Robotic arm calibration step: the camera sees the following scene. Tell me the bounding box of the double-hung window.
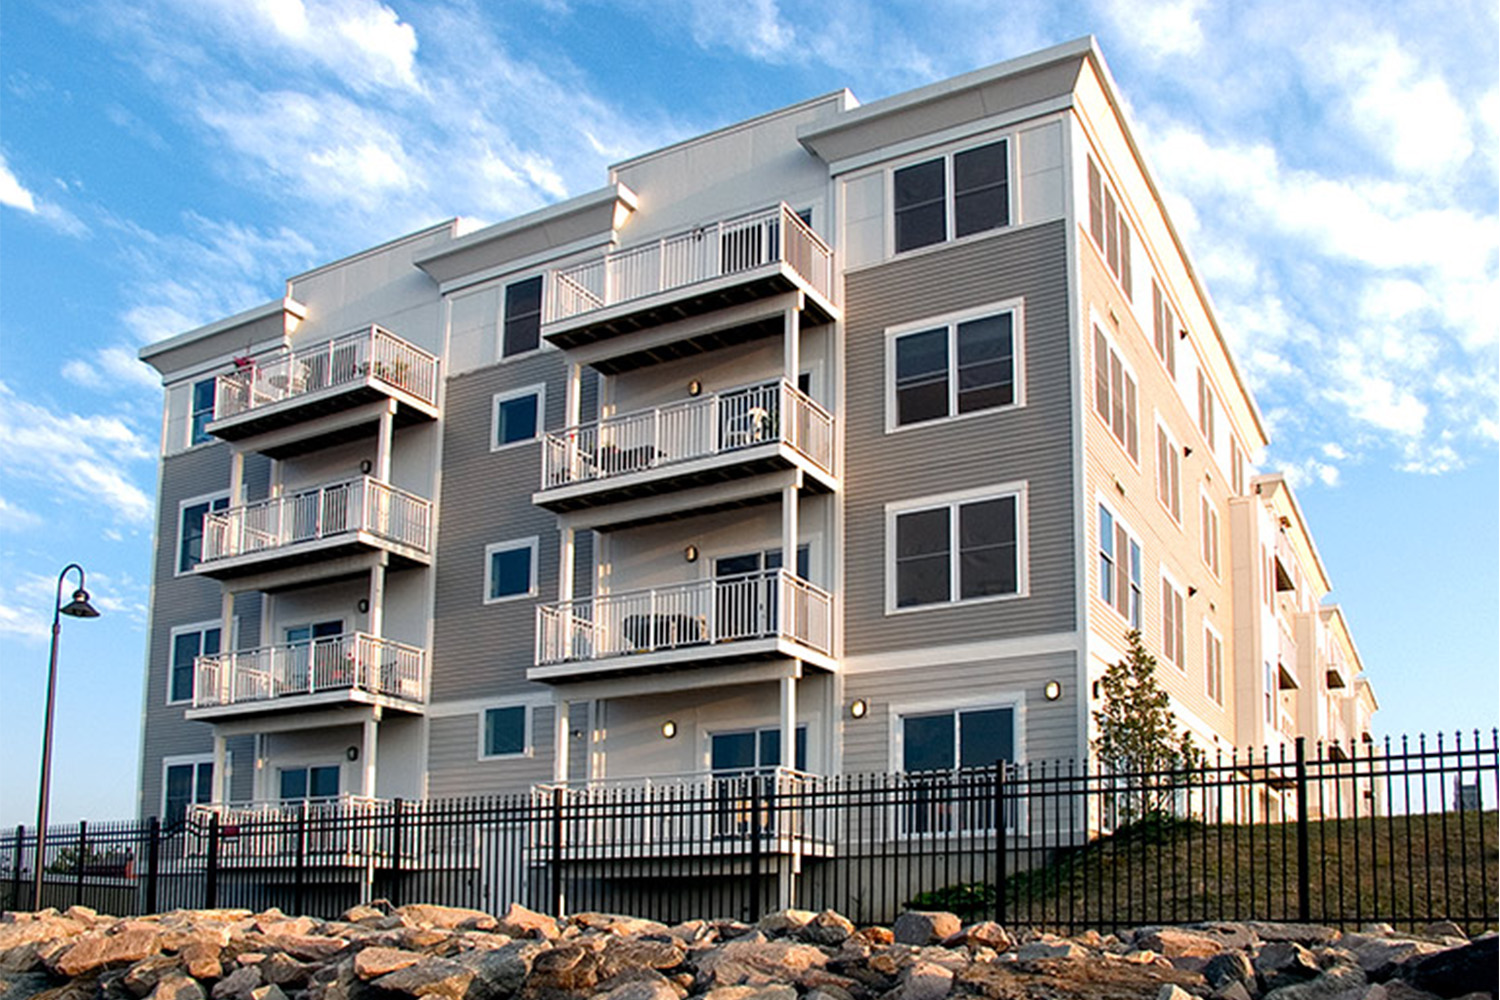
[1156,421,1182,523]
[485,537,538,603]
[1197,368,1217,450]
[502,276,543,358]
[888,486,1025,611]
[1093,326,1139,461]
[1200,492,1221,577]
[900,704,1016,835]
[893,140,1010,253]
[889,303,1021,428]
[279,765,340,801]
[189,378,217,446]
[492,383,546,450]
[1151,278,1176,377]
[480,705,531,758]
[1229,436,1246,495]
[1205,624,1224,705]
[162,757,215,825]
[178,493,230,573]
[1161,576,1185,669]
[1098,505,1142,627]
[1087,156,1132,297]
[169,622,222,704]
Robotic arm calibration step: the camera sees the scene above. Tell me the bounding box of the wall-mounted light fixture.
[1043,680,1063,701]
[684,545,699,563]
[687,380,703,397]
[346,746,359,761]
[359,459,373,475]
[661,720,678,739]
[1091,680,1102,699]
[357,598,370,614]
[849,699,868,719]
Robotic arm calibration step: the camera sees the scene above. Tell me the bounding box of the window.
[1262,546,1272,608]
[1156,422,1181,522]
[190,378,217,446]
[1230,436,1246,495]
[502,276,543,358]
[1200,493,1221,577]
[711,727,808,773]
[1151,278,1176,377]
[162,757,215,825]
[485,537,538,603]
[1161,576,1185,669]
[1087,157,1132,297]
[902,706,1015,772]
[492,383,545,450]
[279,765,340,801]
[1098,505,1142,627]
[889,303,1021,428]
[1093,326,1139,461]
[888,486,1025,611]
[893,140,1009,253]
[169,623,221,704]
[1264,662,1275,724]
[481,705,530,758]
[1205,626,1224,705]
[1197,368,1217,449]
[178,493,230,573]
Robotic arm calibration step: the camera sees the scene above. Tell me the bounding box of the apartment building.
[135,36,1376,822]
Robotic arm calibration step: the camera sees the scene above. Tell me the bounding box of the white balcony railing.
[536,568,831,667]
[541,379,833,491]
[192,632,426,709]
[200,476,432,564]
[214,325,438,420]
[545,204,834,324]
[187,796,415,866]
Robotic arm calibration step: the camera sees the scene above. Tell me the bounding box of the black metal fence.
[2,732,1494,933]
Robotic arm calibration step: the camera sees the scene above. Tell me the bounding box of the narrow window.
[952,141,1009,237]
[1205,628,1224,705]
[485,538,538,603]
[895,508,951,608]
[955,313,1014,413]
[1197,369,1217,448]
[1200,496,1220,576]
[893,158,946,253]
[894,328,949,426]
[1094,327,1139,461]
[1099,505,1141,626]
[1088,159,1104,249]
[190,378,217,446]
[1162,578,1185,668]
[179,495,230,573]
[1152,279,1177,376]
[958,495,1018,599]
[493,385,544,449]
[503,276,543,357]
[170,626,221,704]
[1157,424,1181,522]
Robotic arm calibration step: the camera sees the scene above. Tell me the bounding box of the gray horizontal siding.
[843,649,1079,772]
[426,706,555,798]
[139,446,269,818]
[842,221,1075,655]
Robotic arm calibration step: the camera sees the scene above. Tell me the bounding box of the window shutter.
[1114,524,1130,619]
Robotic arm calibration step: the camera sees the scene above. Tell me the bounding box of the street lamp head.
[61,588,99,619]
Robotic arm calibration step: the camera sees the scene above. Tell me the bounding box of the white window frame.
[501,274,545,360]
[491,382,547,452]
[1196,366,1218,452]
[175,490,231,576]
[477,703,535,760]
[1091,322,1140,465]
[1097,499,1144,628]
[160,753,217,821]
[1204,621,1225,706]
[1150,276,1177,379]
[188,376,218,448]
[484,536,539,604]
[1160,569,1186,671]
[887,136,1014,256]
[1229,435,1247,496]
[167,618,231,706]
[884,482,1030,615]
[884,298,1026,433]
[1155,417,1182,525]
[1199,489,1221,579]
[275,762,343,801]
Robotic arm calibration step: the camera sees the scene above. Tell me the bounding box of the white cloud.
[0,155,38,213]
[0,153,87,236]
[0,496,44,532]
[1099,0,1207,60]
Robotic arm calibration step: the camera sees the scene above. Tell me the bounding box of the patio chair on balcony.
[722,407,770,449]
[622,613,707,651]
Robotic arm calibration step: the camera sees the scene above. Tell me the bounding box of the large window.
[1156,422,1181,523]
[888,486,1025,611]
[178,493,230,573]
[279,765,340,801]
[1098,505,1142,627]
[492,384,545,450]
[189,378,217,446]
[902,705,1015,772]
[1093,326,1139,461]
[889,304,1021,429]
[1205,625,1225,705]
[1087,156,1132,297]
[169,622,221,705]
[162,756,214,825]
[502,276,543,358]
[711,727,808,774]
[481,705,530,758]
[485,537,538,603]
[893,140,1010,253]
[1151,278,1177,377]
[1161,576,1185,669]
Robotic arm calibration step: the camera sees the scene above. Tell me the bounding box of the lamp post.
[33,563,100,911]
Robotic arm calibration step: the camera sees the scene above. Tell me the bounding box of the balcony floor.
[528,636,837,685]
[193,532,430,583]
[208,380,438,456]
[184,686,425,722]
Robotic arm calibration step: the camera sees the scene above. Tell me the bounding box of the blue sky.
[0,0,1495,826]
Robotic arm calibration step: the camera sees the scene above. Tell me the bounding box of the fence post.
[294,806,308,917]
[748,774,763,923]
[74,821,87,905]
[9,825,22,910]
[145,818,160,915]
[550,788,566,919]
[390,799,404,908]
[994,761,1007,926]
[204,814,220,909]
[1294,736,1310,922]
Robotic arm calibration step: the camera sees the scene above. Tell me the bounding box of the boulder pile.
[0,902,1493,1000]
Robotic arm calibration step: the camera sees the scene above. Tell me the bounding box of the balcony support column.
[375,399,396,481]
[779,673,797,774]
[564,361,583,427]
[558,527,576,603]
[361,712,380,797]
[211,733,228,806]
[553,696,570,783]
[783,302,801,385]
[780,483,798,585]
[228,448,246,505]
[367,560,387,639]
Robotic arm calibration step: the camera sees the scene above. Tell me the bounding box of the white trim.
[174,490,230,577]
[166,618,232,706]
[843,631,1077,675]
[484,536,540,604]
[1094,495,1144,629]
[477,702,536,760]
[884,297,1026,434]
[886,134,1016,258]
[490,382,548,452]
[884,481,1030,615]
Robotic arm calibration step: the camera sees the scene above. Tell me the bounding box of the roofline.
[291,218,459,283]
[138,296,305,363]
[1318,603,1367,677]
[613,89,855,174]
[1252,472,1333,592]
[413,183,638,269]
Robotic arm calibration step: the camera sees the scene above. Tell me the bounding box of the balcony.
[536,380,836,514]
[196,477,432,581]
[187,797,415,869]
[186,631,426,719]
[543,204,838,353]
[532,568,834,681]
[208,326,439,449]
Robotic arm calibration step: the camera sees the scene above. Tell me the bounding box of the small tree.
[1092,630,1205,824]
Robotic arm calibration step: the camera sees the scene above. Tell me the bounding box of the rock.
[799,911,856,947]
[1188,924,1263,951]
[454,939,541,999]
[893,912,962,947]
[496,902,558,940]
[258,952,311,988]
[1016,940,1085,961]
[600,980,683,1000]
[1420,924,1465,943]
[1159,987,1196,1000]
[573,913,673,938]
[1204,950,1256,990]
[1347,937,1444,980]
[255,916,318,938]
[757,910,817,936]
[899,960,954,1000]
[211,966,263,1000]
[855,927,894,946]
[53,928,162,977]
[529,942,601,991]
[1399,937,1499,998]
[371,956,475,999]
[355,946,422,979]
[956,922,1010,952]
[697,939,829,988]
[181,943,223,981]
[123,954,182,996]
[249,988,289,1000]
[1140,928,1225,958]
[150,976,207,1000]
[393,905,497,932]
[62,907,98,924]
[1250,924,1342,947]
[1214,982,1255,1000]
[268,935,348,962]
[340,906,385,924]
[703,987,799,1000]
[1263,964,1367,1000]
[1257,942,1323,989]
[598,939,687,979]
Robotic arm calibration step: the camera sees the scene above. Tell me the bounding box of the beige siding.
[843,221,1075,654]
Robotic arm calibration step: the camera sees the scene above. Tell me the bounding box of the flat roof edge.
[139,296,304,362]
[413,184,637,268]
